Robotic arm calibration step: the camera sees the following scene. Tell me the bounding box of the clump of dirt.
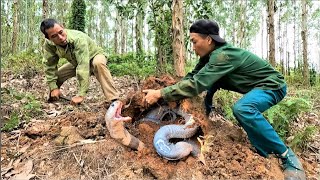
[1,74,319,180]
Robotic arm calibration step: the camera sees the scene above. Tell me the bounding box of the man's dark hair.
[40,18,59,39]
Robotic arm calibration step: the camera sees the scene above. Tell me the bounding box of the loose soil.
[1,73,319,180]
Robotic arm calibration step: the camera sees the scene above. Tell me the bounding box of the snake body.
[147,107,199,160]
[153,123,199,160]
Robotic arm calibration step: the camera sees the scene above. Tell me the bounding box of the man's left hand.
[71,96,84,105]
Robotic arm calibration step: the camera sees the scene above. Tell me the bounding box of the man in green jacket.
[40,18,119,105]
[143,19,306,180]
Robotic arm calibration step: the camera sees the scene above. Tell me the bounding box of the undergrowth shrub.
[264,97,311,139]
[1,88,43,131]
[289,125,318,151]
[214,89,316,151]
[1,48,43,78]
[108,53,156,77]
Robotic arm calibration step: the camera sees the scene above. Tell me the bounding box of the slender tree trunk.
[114,10,119,54]
[42,0,48,19]
[318,20,320,74]
[278,2,284,74]
[41,0,49,48]
[120,16,126,54]
[11,0,19,53]
[135,8,143,54]
[232,0,236,45]
[286,24,290,76]
[87,4,93,38]
[237,0,246,47]
[172,0,185,77]
[261,10,264,59]
[293,0,297,70]
[267,0,276,66]
[301,0,310,86]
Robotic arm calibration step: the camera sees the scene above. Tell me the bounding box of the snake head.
[106,100,132,122]
[184,116,196,129]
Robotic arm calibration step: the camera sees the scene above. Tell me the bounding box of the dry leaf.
[11,160,34,180]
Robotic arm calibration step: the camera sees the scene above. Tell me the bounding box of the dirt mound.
[1,75,319,179]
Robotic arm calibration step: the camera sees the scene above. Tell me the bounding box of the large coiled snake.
[105,102,200,160]
[142,106,200,160]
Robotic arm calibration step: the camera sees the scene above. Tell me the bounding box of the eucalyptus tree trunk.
[238,0,246,48]
[172,0,185,77]
[135,6,144,54]
[11,0,19,53]
[301,0,310,86]
[157,15,166,73]
[42,0,48,19]
[318,20,320,73]
[120,16,126,54]
[40,0,49,49]
[293,0,297,70]
[286,25,290,76]
[261,11,264,59]
[267,0,276,66]
[278,3,284,74]
[114,10,119,54]
[232,0,236,45]
[87,3,93,37]
[1,0,9,55]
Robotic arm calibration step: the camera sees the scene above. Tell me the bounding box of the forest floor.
[1,72,319,180]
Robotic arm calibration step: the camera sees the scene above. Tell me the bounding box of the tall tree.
[301,0,310,86]
[149,0,173,74]
[267,0,276,66]
[172,0,185,77]
[69,0,86,32]
[135,0,146,54]
[42,0,48,19]
[114,9,119,54]
[11,0,19,53]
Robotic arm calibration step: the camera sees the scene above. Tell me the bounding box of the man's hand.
[142,89,162,105]
[50,89,62,101]
[71,96,84,105]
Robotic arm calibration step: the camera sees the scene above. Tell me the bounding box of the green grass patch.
[1,88,43,131]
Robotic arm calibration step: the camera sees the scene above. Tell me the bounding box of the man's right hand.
[50,89,61,101]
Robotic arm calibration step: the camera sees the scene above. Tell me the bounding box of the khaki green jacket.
[42,29,106,96]
[161,43,286,101]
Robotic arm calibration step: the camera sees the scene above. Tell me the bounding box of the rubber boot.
[280,148,306,180]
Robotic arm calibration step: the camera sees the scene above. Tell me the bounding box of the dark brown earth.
[1,73,319,180]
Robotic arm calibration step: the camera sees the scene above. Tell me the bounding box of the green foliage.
[1,48,43,78]
[1,112,20,132]
[264,97,311,139]
[214,90,240,122]
[69,0,86,32]
[289,125,318,151]
[108,53,156,77]
[1,88,43,131]
[148,0,173,74]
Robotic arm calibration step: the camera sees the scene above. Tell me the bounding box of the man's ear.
[207,36,213,44]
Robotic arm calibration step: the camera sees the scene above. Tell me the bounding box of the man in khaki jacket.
[40,18,119,105]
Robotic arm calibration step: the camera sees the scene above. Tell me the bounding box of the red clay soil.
[1,75,318,180]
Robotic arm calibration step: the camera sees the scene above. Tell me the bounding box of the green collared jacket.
[42,29,106,96]
[161,43,286,101]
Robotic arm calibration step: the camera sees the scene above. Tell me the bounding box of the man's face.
[190,33,214,57]
[45,24,67,46]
